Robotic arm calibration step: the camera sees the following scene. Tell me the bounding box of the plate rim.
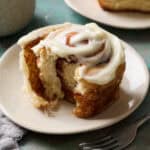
[0,43,149,134]
[64,0,150,29]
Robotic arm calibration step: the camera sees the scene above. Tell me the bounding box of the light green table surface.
[0,0,150,150]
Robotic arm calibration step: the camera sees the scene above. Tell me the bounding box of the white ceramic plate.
[0,43,149,134]
[65,0,150,29]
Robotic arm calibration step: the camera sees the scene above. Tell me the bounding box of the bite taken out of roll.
[18,23,125,118]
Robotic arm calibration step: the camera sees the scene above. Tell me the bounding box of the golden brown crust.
[56,57,125,118]
[99,0,150,13]
[73,63,125,118]
[24,39,45,98]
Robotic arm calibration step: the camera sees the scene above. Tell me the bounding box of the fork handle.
[136,113,150,128]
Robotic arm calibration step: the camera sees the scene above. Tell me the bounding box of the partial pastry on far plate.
[18,23,125,118]
[99,0,150,12]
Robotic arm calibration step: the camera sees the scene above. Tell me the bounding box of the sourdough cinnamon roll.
[18,23,125,118]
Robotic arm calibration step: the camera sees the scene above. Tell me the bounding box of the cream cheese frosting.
[30,23,125,85]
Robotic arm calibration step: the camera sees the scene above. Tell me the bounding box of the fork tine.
[82,138,118,150]
[81,146,102,150]
[81,143,120,150]
[93,144,119,150]
[82,143,119,150]
[92,138,117,148]
[79,135,112,148]
[81,147,103,150]
[101,143,119,150]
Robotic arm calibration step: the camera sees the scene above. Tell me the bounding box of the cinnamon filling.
[65,32,89,47]
[66,32,78,47]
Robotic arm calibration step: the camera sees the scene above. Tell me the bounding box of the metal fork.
[79,114,150,150]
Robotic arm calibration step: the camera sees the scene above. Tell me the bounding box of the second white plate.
[0,42,149,134]
[65,0,150,29]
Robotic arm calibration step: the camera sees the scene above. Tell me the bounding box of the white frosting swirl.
[76,32,125,84]
[40,24,108,57]
[32,23,125,85]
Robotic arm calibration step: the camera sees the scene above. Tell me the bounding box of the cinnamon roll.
[18,23,125,118]
[99,0,150,12]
